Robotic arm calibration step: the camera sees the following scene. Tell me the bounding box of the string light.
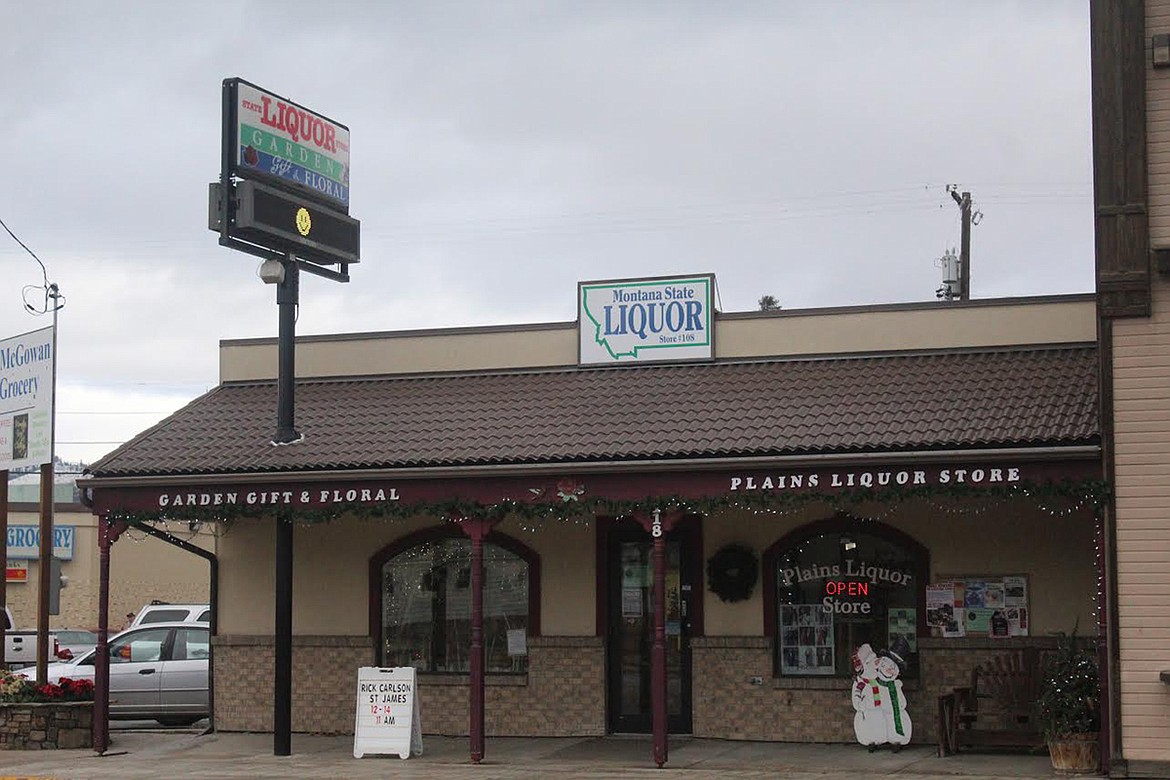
[103,478,1108,537]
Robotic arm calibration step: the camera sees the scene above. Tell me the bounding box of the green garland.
[103,478,1111,529]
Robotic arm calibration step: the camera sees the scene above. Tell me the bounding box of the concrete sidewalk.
[0,732,1070,780]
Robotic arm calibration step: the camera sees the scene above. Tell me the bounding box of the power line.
[0,214,49,287]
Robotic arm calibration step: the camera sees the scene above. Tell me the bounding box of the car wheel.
[156,717,201,727]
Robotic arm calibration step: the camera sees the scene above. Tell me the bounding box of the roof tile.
[87,346,1099,478]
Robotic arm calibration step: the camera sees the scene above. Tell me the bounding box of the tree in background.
[758,295,780,311]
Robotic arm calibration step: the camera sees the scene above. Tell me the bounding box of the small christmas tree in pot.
[1035,632,1101,774]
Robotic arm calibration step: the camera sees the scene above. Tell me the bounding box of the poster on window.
[621,588,643,618]
[932,576,1028,637]
[887,608,917,655]
[779,604,835,675]
[942,608,966,638]
[1003,576,1027,607]
[1005,606,1029,636]
[965,607,995,633]
[926,583,955,628]
[963,580,987,608]
[506,628,527,656]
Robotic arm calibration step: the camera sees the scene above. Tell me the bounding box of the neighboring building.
[1091,1,1170,775]
[80,290,1102,746]
[4,471,213,631]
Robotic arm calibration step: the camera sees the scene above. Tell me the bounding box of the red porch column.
[632,508,683,768]
[455,514,500,764]
[94,514,126,755]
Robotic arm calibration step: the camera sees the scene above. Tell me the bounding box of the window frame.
[762,514,929,679]
[368,525,541,673]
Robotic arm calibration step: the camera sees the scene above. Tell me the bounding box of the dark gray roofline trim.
[79,444,1100,490]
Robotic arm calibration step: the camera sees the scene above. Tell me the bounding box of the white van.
[130,603,211,627]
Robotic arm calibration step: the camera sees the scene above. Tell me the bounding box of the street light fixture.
[258,259,285,285]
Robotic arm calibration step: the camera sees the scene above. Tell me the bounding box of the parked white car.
[130,603,211,628]
[30,622,209,727]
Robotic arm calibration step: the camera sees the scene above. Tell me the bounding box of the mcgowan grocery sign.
[578,274,715,366]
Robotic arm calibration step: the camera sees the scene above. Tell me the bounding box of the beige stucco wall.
[4,506,213,631]
[219,296,1096,382]
[1107,0,1170,764]
[216,499,1096,645]
[216,514,596,637]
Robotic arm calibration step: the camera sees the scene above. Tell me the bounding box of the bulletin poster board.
[926,575,1029,638]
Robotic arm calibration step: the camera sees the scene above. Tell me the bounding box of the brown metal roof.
[86,346,1099,478]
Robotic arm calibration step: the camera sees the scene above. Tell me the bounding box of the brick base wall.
[692,636,1063,744]
[214,635,375,733]
[214,633,1058,740]
[213,635,604,737]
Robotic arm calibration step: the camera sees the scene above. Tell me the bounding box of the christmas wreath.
[706,543,759,603]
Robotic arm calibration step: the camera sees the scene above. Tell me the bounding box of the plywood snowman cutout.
[851,643,885,749]
[874,651,911,748]
[851,645,911,751]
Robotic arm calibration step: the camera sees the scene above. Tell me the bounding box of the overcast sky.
[1,1,1094,466]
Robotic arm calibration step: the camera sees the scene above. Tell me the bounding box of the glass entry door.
[606,526,694,733]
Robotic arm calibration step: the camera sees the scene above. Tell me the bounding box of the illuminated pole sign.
[231,79,351,213]
[211,78,360,274]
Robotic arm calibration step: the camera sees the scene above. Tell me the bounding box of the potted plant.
[1035,632,1101,774]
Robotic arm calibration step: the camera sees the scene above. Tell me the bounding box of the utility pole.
[950,188,973,301]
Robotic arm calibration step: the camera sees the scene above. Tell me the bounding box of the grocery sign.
[0,326,54,470]
[7,525,75,561]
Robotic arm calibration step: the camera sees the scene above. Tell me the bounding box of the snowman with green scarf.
[874,650,911,749]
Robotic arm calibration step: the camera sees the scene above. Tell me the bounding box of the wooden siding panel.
[1111,9,1170,748]
[1095,0,1151,316]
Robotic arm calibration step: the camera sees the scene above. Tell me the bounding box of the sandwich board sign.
[353,666,423,759]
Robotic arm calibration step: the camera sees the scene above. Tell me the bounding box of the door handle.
[138,668,156,675]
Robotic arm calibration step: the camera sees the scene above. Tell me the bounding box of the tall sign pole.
[35,284,61,685]
[210,78,359,757]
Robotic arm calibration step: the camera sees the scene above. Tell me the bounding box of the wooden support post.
[94,515,126,754]
[633,508,683,768]
[455,515,500,764]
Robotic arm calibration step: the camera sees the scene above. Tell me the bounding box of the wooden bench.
[937,649,1045,756]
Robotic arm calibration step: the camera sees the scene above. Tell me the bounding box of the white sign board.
[353,666,423,759]
[578,275,715,365]
[0,326,54,470]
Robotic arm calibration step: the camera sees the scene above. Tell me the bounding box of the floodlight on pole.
[258,259,285,285]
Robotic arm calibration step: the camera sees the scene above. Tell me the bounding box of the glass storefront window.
[771,527,921,678]
[381,537,529,673]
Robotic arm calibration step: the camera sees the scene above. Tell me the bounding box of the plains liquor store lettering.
[730,467,1021,492]
[158,487,400,508]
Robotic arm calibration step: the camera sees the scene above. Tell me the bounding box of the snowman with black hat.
[873,648,912,750]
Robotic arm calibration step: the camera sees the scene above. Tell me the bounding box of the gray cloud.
[1,1,1094,462]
